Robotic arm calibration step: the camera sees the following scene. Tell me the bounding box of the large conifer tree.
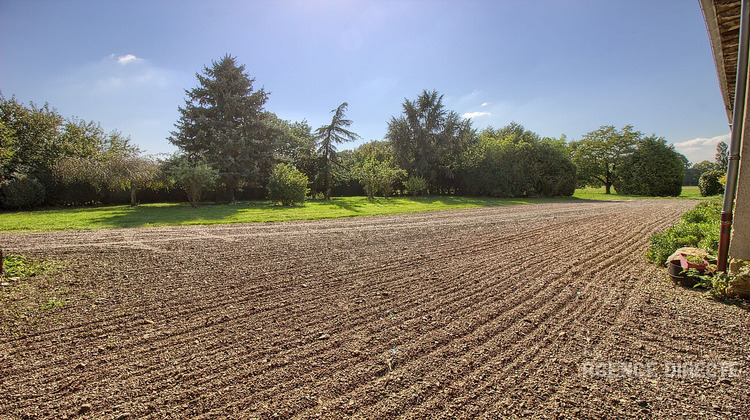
[314,102,360,200]
[386,90,474,194]
[169,55,277,201]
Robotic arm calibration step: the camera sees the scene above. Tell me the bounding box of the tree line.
[0,55,722,210]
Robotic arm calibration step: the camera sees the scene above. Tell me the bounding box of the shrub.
[0,173,46,209]
[353,157,405,200]
[267,163,308,206]
[458,133,575,198]
[699,170,725,197]
[404,175,427,196]
[533,142,577,196]
[646,199,721,264]
[168,160,219,208]
[613,136,684,197]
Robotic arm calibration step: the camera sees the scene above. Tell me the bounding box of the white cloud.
[117,54,142,65]
[481,102,490,107]
[673,133,730,164]
[673,133,729,148]
[462,111,491,119]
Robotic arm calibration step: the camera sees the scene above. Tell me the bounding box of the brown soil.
[1,199,748,419]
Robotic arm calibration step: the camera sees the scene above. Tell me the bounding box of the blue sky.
[0,0,731,164]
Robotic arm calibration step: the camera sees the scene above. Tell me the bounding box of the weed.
[687,260,750,301]
[646,199,721,264]
[1,253,67,335]
[2,253,60,279]
[39,298,67,311]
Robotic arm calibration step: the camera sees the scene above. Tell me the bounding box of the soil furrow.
[4,200,748,420]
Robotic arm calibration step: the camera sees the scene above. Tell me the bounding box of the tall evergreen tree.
[169,55,277,201]
[715,141,729,172]
[613,135,684,196]
[386,89,474,193]
[314,102,360,200]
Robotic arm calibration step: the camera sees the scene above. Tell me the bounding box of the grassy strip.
[0,196,559,232]
[0,187,709,233]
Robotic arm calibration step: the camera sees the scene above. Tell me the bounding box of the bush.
[0,173,46,209]
[168,160,219,208]
[267,163,308,206]
[646,200,721,264]
[404,175,428,196]
[699,170,725,197]
[458,135,576,198]
[613,136,684,197]
[534,142,577,196]
[353,157,405,200]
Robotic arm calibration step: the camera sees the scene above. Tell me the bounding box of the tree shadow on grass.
[321,198,365,213]
[95,203,243,229]
[91,196,624,230]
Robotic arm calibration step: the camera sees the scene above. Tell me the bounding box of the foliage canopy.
[387,89,474,194]
[267,163,309,206]
[169,55,279,201]
[613,135,684,197]
[314,102,360,200]
[569,125,640,194]
[458,123,576,197]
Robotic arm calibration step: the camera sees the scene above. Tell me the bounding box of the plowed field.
[1,199,749,419]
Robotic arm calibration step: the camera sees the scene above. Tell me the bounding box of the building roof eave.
[699,0,742,122]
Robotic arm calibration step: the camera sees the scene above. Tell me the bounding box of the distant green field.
[0,187,710,233]
[572,185,706,201]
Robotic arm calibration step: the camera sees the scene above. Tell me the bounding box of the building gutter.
[718,0,750,272]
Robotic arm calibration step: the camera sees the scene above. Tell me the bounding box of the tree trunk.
[130,187,138,206]
[605,183,612,194]
[226,182,236,203]
[324,168,332,200]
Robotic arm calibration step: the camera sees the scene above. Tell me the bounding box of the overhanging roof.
[700,0,742,121]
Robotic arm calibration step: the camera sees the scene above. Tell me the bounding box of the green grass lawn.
[0,196,555,232]
[572,185,706,201]
[0,187,711,233]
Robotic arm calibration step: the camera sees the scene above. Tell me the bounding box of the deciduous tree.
[569,125,640,194]
[167,157,219,208]
[54,132,158,205]
[0,96,64,187]
[267,163,308,206]
[271,116,321,195]
[353,156,405,199]
[684,160,716,186]
[458,124,575,197]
